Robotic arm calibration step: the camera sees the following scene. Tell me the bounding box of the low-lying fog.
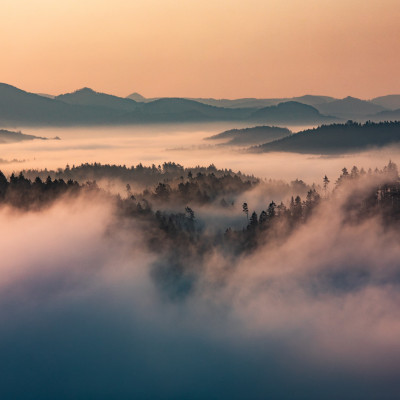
[1,177,400,399]
[1,123,400,183]
[2,123,400,399]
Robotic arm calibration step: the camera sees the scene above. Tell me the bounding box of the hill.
[57,88,139,112]
[0,83,122,126]
[251,121,400,154]
[0,83,254,125]
[124,94,336,109]
[370,108,400,122]
[370,95,400,111]
[0,129,52,144]
[291,95,335,107]
[185,95,335,109]
[205,125,291,146]
[248,101,334,124]
[3,82,398,126]
[120,98,252,123]
[188,98,278,109]
[316,96,386,119]
[126,92,147,102]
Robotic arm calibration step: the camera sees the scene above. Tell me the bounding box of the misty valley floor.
[3,0,400,396]
[1,160,400,399]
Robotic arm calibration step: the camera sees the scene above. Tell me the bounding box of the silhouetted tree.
[267,201,276,219]
[242,202,249,221]
[185,206,195,221]
[249,211,258,228]
[323,175,330,197]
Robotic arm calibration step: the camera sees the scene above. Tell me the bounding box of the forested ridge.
[253,121,400,154]
[21,162,257,188]
[2,162,399,250]
[1,161,400,300]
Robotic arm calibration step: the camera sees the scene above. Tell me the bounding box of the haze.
[1,0,400,98]
[2,124,400,185]
[2,1,400,398]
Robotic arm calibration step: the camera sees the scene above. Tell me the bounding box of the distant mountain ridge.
[0,83,122,126]
[371,108,400,122]
[370,95,400,110]
[126,92,147,102]
[56,88,139,112]
[124,93,337,109]
[315,96,386,118]
[0,82,399,126]
[119,98,251,123]
[248,101,335,124]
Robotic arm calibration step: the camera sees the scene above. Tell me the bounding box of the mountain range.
[127,92,400,118]
[0,82,399,126]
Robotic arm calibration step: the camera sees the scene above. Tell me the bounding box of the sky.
[1,0,399,99]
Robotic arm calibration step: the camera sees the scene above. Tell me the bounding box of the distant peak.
[75,87,96,94]
[343,96,360,101]
[127,92,146,101]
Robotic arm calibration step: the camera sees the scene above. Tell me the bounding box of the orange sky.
[1,0,399,99]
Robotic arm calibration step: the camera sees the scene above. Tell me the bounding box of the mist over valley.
[2,4,400,395]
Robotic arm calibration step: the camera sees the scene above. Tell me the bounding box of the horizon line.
[1,82,400,102]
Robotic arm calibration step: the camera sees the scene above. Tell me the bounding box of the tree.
[336,167,349,186]
[323,175,330,197]
[259,210,267,225]
[0,170,8,198]
[350,166,359,179]
[249,211,258,228]
[384,160,399,179]
[154,182,170,200]
[126,183,132,197]
[185,206,195,221]
[292,196,303,220]
[267,201,276,219]
[242,202,249,221]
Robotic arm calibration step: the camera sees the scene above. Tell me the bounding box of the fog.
[1,124,400,398]
[1,123,400,183]
[0,167,400,399]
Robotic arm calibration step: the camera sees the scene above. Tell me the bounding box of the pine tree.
[242,202,249,221]
[323,175,330,197]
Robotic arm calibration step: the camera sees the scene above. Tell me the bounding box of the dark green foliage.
[0,171,90,209]
[3,161,400,300]
[253,121,400,154]
[22,162,257,188]
[242,202,249,221]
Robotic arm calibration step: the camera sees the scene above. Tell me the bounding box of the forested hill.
[205,125,291,146]
[252,121,400,154]
[248,101,335,124]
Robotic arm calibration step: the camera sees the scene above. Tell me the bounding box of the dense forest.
[253,121,400,154]
[5,161,400,230]
[2,161,400,298]
[21,162,257,188]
